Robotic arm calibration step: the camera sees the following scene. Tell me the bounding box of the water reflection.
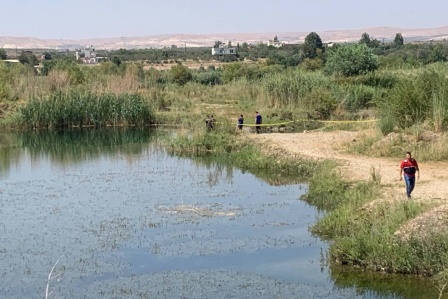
[0,128,158,177]
[0,133,23,177]
[331,266,438,299]
[194,155,301,186]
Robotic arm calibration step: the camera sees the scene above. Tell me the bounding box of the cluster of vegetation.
[163,122,319,185]
[1,31,448,136]
[17,90,154,129]
[303,162,448,278]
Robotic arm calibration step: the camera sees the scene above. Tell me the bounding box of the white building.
[75,46,98,64]
[211,47,237,55]
[267,36,284,48]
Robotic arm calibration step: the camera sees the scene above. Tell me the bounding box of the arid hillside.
[1,26,448,50]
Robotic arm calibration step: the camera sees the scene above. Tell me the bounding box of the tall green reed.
[261,70,337,110]
[17,89,154,129]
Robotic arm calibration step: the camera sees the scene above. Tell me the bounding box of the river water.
[0,129,437,298]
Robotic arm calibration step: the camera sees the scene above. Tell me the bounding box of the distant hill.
[1,26,448,50]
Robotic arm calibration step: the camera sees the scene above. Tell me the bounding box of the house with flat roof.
[75,46,98,64]
[211,46,237,56]
[267,36,284,48]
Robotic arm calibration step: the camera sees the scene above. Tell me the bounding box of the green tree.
[18,51,38,65]
[369,38,381,48]
[359,32,372,45]
[112,56,122,67]
[214,41,223,48]
[303,32,323,59]
[359,32,381,48]
[0,49,6,60]
[324,43,379,77]
[393,33,404,47]
[170,63,192,85]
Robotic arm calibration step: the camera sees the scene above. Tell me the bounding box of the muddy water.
[0,129,438,298]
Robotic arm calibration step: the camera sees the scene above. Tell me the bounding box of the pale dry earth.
[248,131,448,237]
[2,26,448,49]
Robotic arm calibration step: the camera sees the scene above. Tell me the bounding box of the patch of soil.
[394,204,448,241]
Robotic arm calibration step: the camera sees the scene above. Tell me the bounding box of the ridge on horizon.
[1,25,448,50]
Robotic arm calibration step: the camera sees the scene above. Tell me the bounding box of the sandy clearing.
[248,130,448,203]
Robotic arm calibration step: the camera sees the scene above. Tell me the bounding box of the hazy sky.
[1,0,447,39]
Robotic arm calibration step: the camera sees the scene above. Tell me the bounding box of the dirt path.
[248,131,448,202]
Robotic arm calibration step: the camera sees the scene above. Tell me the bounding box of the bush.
[376,65,448,130]
[300,57,324,71]
[342,84,377,112]
[335,72,398,89]
[378,110,396,135]
[324,44,379,77]
[193,70,222,85]
[169,64,192,85]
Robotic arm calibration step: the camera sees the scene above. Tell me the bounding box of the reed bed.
[17,90,154,129]
[376,64,448,133]
[260,70,337,110]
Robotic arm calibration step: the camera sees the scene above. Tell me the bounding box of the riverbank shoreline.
[248,130,448,277]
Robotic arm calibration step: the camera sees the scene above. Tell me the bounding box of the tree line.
[2,31,447,70]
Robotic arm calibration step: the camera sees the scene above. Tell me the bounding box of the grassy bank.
[304,160,448,277]
[162,124,319,184]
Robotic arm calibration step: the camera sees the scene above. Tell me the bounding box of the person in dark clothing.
[238,114,244,130]
[255,111,262,134]
[205,115,215,131]
[400,151,420,199]
[205,115,211,130]
[209,115,215,130]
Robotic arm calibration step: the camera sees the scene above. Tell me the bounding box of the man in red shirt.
[400,151,420,199]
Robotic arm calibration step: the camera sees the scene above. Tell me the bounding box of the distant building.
[76,46,98,64]
[211,42,237,56]
[267,36,284,48]
[212,47,236,55]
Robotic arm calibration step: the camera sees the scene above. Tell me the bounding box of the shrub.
[324,44,379,77]
[342,84,377,112]
[378,110,396,135]
[170,64,192,85]
[193,70,222,85]
[376,65,448,131]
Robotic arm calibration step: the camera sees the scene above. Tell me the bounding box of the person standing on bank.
[205,115,211,130]
[255,111,262,134]
[400,151,420,199]
[238,114,244,130]
[209,115,215,130]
